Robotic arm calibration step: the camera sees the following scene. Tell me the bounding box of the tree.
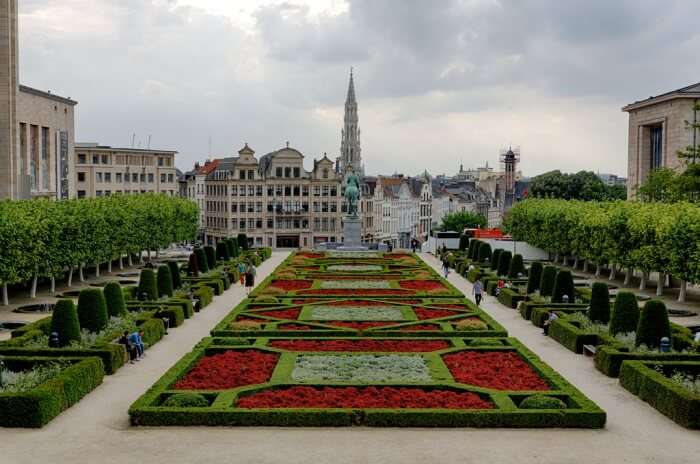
[588,282,610,324]
[676,101,700,165]
[635,300,671,348]
[491,249,503,271]
[157,265,174,298]
[529,170,625,201]
[468,239,481,260]
[237,233,249,251]
[552,270,574,303]
[138,269,158,301]
[104,282,127,318]
[77,288,109,333]
[539,266,557,297]
[204,246,216,269]
[458,235,469,251]
[438,211,487,232]
[477,242,492,263]
[508,254,525,278]
[526,262,543,294]
[497,251,512,277]
[194,248,209,273]
[637,168,680,202]
[167,261,181,289]
[609,292,639,336]
[50,299,81,347]
[188,253,199,277]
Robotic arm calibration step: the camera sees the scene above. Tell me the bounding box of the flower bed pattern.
[130,251,606,428]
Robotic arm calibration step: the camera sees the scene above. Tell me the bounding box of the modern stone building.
[623,82,700,198]
[73,143,178,198]
[202,143,343,248]
[1,0,77,200]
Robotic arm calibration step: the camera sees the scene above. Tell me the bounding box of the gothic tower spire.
[340,68,362,176]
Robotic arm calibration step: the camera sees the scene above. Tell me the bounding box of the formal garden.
[444,206,700,429]
[129,250,606,428]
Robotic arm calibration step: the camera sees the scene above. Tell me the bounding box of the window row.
[79,171,174,184]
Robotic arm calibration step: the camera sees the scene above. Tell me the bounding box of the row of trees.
[0,194,198,305]
[438,211,487,232]
[504,198,700,302]
[529,170,627,201]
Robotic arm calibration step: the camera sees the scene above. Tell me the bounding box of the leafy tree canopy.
[530,170,625,201]
[438,211,487,232]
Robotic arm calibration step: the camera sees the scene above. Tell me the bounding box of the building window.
[77,190,86,198]
[158,157,164,167]
[104,172,111,183]
[101,154,109,165]
[248,185,255,196]
[256,185,263,196]
[96,190,103,197]
[78,154,86,164]
[313,186,321,196]
[276,167,283,177]
[293,185,300,196]
[323,168,329,179]
[132,173,139,183]
[248,170,254,179]
[293,167,300,178]
[239,170,246,180]
[284,185,291,196]
[92,155,99,164]
[77,172,86,182]
[96,172,103,183]
[267,218,274,228]
[161,173,166,183]
[322,185,329,196]
[302,185,309,196]
[650,125,663,170]
[284,167,292,178]
[116,173,122,183]
[148,173,154,183]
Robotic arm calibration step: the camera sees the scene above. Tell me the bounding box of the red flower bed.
[270,280,312,291]
[297,252,324,259]
[443,351,550,391]
[298,289,414,296]
[269,339,450,352]
[385,254,412,259]
[400,280,446,291]
[415,308,459,320]
[253,308,300,320]
[237,386,492,409]
[174,351,278,390]
[398,324,440,331]
[328,321,390,330]
[431,304,471,310]
[279,324,317,331]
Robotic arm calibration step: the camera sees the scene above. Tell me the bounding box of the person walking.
[238,261,247,285]
[473,279,483,306]
[442,258,450,278]
[245,263,257,295]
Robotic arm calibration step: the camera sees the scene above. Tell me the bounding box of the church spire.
[346,67,356,104]
[340,68,362,176]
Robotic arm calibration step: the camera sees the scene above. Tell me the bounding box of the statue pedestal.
[341,216,363,249]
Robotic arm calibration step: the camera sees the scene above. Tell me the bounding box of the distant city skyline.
[19,1,700,177]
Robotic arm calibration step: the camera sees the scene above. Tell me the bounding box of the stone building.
[182,159,220,236]
[372,174,432,248]
[202,144,344,249]
[73,144,178,198]
[623,82,700,198]
[1,0,77,200]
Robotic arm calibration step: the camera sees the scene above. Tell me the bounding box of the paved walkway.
[2,251,697,464]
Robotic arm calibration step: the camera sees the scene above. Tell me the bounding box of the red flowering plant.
[174,350,279,390]
[400,280,447,292]
[268,339,451,352]
[443,351,550,391]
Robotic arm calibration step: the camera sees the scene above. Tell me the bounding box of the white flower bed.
[328,251,379,259]
[291,354,433,383]
[309,306,406,321]
[326,264,383,272]
[320,280,391,289]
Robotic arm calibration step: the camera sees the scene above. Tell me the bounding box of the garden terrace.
[129,336,605,428]
[212,297,507,338]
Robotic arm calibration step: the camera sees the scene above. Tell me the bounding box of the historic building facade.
[623,82,700,198]
[1,0,77,200]
[338,70,363,176]
[73,144,178,198]
[202,144,343,248]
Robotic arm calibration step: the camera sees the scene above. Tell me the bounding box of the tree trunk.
[608,263,616,281]
[50,277,56,294]
[95,263,100,278]
[573,256,579,269]
[554,253,559,264]
[128,254,133,267]
[156,249,160,258]
[656,273,665,296]
[119,256,124,270]
[666,274,671,287]
[583,261,589,273]
[30,276,38,299]
[678,280,687,303]
[147,249,151,260]
[595,264,602,277]
[639,271,647,290]
[2,283,8,306]
[79,264,85,282]
[107,261,112,274]
[624,267,633,286]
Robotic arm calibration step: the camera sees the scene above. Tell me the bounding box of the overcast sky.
[19,0,700,177]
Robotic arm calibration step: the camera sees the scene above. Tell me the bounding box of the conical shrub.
[491,249,503,271]
[50,299,81,347]
[497,251,512,277]
[104,282,127,318]
[237,233,249,251]
[204,246,216,269]
[194,248,209,273]
[635,300,671,348]
[552,270,574,303]
[588,282,610,324]
[526,262,543,294]
[468,239,480,259]
[539,266,557,297]
[188,253,199,277]
[138,269,158,301]
[478,242,492,263]
[157,265,173,298]
[609,291,639,336]
[459,235,469,251]
[508,254,525,278]
[231,238,240,257]
[167,261,181,289]
[77,288,108,333]
[224,239,235,258]
[216,242,230,261]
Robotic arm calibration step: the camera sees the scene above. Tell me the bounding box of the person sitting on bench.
[128,330,146,359]
[118,330,139,363]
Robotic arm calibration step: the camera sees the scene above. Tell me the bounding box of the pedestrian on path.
[238,261,247,285]
[473,279,483,306]
[245,264,257,295]
[442,258,450,278]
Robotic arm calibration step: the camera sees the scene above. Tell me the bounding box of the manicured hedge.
[216,242,230,261]
[619,360,699,429]
[204,246,216,269]
[104,282,127,318]
[507,254,525,278]
[157,265,174,298]
[0,357,104,428]
[491,249,503,271]
[50,299,81,347]
[635,300,670,348]
[552,270,574,303]
[168,261,182,289]
[548,317,603,354]
[138,269,158,301]
[497,288,525,309]
[77,288,109,333]
[595,345,700,378]
[477,242,492,263]
[609,292,639,336]
[526,262,543,294]
[497,251,512,276]
[588,282,610,324]
[194,248,209,273]
[539,266,557,297]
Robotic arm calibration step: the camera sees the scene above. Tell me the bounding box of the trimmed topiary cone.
[104,281,127,318]
[231,238,240,256]
[635,300,671,348]
[588,282,610,324]
[478,242,492,263]
[526,262,543,294]
[204,246,216,269]
[552,270,574,303]
[609,291,639,336]
[167,261,181,289]
[237,233,249,251]
[188,253,199,277]
[467,239,480,259]
[491,249,503,271]
[459,235,469,251]
[138,269,158,301]
[224,239,235,258]
[216,242,230,261]
[157,265,174,298]
[194,248,209,273]
[497,251,512,277]
[77,288,109,333]
[50,299,81,347]
[508,254,525,278]
[539,265,558,297]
